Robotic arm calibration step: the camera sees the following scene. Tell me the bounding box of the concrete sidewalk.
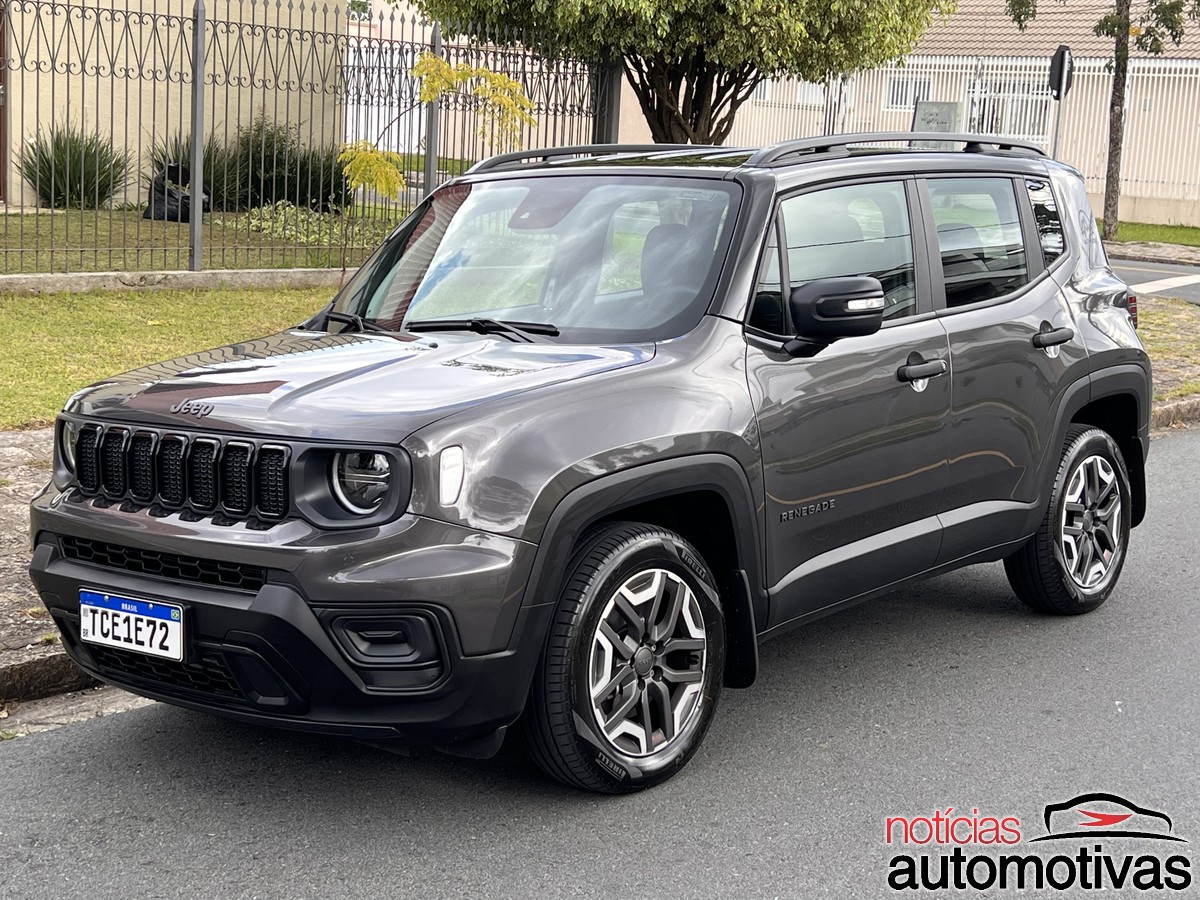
[0,428,98,706]
[1105,240,1200,268]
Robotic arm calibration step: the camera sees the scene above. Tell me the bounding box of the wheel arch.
[520,455,764,689]
[1069,366,1150,527]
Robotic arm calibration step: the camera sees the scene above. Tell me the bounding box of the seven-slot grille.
[73,424,289,520]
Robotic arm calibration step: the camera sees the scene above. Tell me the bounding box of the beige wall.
[617,81,652,144]
[3,0,345,208]
[1087,193,1200,228]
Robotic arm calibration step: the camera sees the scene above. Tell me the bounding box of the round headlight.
[331,451,392,515]
[60,421,79,473]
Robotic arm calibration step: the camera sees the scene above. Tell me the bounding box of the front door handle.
[897,357,948,382]
[1032,325,1074,349]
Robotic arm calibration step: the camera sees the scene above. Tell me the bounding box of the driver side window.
[774,181,918,325]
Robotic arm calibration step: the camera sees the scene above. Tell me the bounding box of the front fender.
[516,454,764,610]
[514,454,765,688]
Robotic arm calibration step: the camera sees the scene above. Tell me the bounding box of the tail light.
[1127,294,1138,329]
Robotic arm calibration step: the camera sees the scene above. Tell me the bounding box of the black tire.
[1004,425,1132,615]
[523,522,725,793]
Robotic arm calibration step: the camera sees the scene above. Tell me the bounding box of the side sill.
[757,535,1030,645]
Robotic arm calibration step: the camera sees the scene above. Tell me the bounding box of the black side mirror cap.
[786,276,886,349]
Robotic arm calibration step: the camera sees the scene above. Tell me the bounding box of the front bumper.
[28,491,551,748]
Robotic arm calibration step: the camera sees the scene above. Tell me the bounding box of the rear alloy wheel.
[1005,425,1132,614]
[1059,454,1122,590]
[524,522,724,793]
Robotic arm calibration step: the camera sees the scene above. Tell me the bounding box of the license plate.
[79,590,184,662]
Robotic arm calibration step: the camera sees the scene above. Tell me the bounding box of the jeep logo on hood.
[169,399,215,418]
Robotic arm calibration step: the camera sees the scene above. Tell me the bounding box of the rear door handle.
[897,358,948,382]
[1032,326,1074,349]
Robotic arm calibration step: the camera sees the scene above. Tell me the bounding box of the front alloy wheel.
[525,523,724,793]
[588,568,707,758]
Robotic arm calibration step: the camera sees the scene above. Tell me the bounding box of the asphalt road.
[1113,259,1200,304]
[2,429,1198,900]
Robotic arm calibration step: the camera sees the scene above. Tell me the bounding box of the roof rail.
[467,144,698,173]
[746,132,1047,167]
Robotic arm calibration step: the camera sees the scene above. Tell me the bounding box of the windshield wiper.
[324,310,395,334]
[405,318,560,343]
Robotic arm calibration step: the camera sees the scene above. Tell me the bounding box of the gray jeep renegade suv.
[30,133,1150,793]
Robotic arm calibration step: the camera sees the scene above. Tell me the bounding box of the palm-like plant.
[19,126,133,209]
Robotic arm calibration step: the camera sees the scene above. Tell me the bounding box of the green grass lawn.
[1139,296,1200,403]
[397,153,472,178]
[0,287,332,428]
[0,208,406,274]
[1109,221,1200,248]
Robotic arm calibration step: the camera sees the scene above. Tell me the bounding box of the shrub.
[18,126,133,209]
[231,118,351,213]
[293,143,354,212]
[231,118,294,210]
[150,119,352,213]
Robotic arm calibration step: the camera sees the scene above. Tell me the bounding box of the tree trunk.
[1103,0,1132,241]
[621,53,760,145]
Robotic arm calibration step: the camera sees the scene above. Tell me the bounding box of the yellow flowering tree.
[336,51,534,205]
[334,50,534,277]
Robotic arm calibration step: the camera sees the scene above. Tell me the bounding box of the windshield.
[332,175,740,343]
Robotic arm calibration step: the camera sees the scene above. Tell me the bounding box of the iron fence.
[730,54,1200,210]
[0,0,603,274]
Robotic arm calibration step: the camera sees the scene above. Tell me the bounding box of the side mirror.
[786,276,886,350]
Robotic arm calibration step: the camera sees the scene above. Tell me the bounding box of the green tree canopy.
[1003,0,1199,239]
[1006,0,1199,53]
[415,0,955,144]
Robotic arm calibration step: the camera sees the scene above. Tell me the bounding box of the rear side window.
[1050,167,1107,270]
[778,181,918,322]
[927,177,1030,307]
[1026,179,1065,265]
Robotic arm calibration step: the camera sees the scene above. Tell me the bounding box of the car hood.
[65,330,655,443]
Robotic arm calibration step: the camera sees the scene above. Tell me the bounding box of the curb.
[1,646,97,705]
[1151,396,1200,430]
[3,398,1200,709]
[1109,250,1200,268]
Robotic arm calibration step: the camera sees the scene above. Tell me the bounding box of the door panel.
[749,319,951,626]
[749,178,950,628]
[925,176,1091,563]
[935,284,1088,561]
